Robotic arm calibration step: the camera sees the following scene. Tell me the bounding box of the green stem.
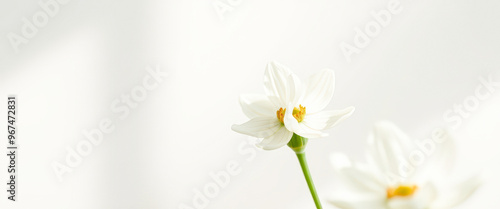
[295,152,323,209]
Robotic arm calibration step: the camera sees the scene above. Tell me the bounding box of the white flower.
[329,121,482,209]
[231,61,355,150]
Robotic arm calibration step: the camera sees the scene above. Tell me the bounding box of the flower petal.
[412,129,456,183]
[239,94,276,119]
[263,61,292,107]
[231,117,281,138]
[286,73,303,106]
[328,195,386,209]
[429,129,456,178]
[284,103,300,132]
[366,121,415,184]
[283,103,327,138]
[256,126,294,150]
[330,153,387,193]
[302,106,355,131]
[430,174,482,209]
[295,123,328,138]
[302,69,335,113]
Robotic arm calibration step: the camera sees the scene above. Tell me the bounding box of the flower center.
[386,185,418,199]
[276,105,306,124]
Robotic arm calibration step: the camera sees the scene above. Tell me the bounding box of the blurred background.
[0,0,499,208]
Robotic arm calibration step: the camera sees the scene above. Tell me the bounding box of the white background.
[1,0,500,208]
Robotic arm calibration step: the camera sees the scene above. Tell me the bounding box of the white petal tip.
[256,141,286,150]
[320,68,335,75]
[230,124,244,134]
[266,61,287,71]
[345,106,355,115]
[259,145,282,151]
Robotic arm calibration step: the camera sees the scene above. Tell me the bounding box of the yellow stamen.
[387,185,418,199]
[276,105,306,123]
[277,107,285,123]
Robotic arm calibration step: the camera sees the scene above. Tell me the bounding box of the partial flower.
[329,121,482,209]
[231,61,355,150]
